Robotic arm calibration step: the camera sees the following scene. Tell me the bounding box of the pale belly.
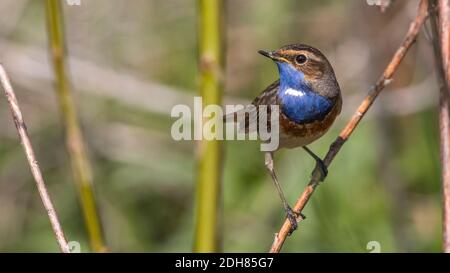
[277,127,328,149]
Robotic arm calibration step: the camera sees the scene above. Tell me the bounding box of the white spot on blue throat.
[284,87,306,97]
[276,62,332,123]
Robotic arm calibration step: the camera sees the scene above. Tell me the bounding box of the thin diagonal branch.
[429,0,450,253]
[0,64,70,253]
[269,0,430,253]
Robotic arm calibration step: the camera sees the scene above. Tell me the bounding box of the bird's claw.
[285,206,306,235]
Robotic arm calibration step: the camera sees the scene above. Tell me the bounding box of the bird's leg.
[265,152,303,233]
[303,146,328,182]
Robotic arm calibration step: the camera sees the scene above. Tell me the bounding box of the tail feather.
[223,106,258,133]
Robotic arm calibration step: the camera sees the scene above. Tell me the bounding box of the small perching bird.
[225,44,342,231]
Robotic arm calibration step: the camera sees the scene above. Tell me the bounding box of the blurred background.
[0,0,443,252]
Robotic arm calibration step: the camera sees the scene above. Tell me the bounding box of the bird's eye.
[295,54,307,64]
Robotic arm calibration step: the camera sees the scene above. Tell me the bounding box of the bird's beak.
[258,50,287,62]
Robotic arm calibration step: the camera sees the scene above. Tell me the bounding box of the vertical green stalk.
[194,0,225,252]
[45,0,106,252]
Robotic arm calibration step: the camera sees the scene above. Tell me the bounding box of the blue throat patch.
[276,62,332,123]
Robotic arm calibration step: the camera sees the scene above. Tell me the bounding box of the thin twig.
[438,0,450,253]
[45,0,106,252]
[430,0,450,253]
[0,64,70,253]
[193,0,225,252]
[269,0,430,253]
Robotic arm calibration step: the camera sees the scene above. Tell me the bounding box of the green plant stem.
[45,0,106,252]
[194,0,224,252]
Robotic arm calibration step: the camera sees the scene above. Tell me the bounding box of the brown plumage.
[224,44,342,231]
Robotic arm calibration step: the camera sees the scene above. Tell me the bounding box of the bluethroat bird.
[226,44,342,231]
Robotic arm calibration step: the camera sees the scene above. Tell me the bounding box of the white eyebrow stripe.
[285,87,305,97]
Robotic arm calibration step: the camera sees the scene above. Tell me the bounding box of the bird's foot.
[285,206,306,235]
[312,158,328,182]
